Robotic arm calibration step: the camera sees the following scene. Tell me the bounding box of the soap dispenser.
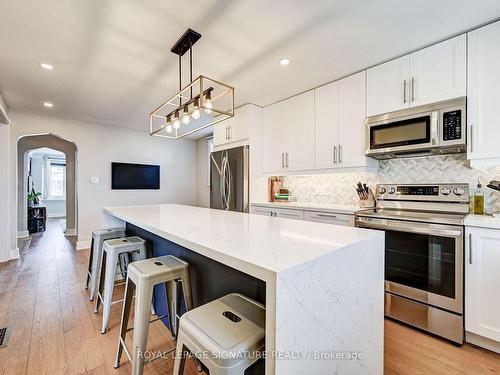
[473,180,485,215]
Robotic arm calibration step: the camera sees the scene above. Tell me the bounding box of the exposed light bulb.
[182,106,190,125]
[204,99,213,114]
[166,124,173,133]
[173,119,181,129]
[192,108,200,120]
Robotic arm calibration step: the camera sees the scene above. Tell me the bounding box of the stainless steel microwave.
[365,97,466,159]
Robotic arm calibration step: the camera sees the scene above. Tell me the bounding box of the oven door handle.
[355,217,463,238]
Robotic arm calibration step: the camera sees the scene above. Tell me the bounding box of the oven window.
[370,116,431,149]
[385,230,456,299]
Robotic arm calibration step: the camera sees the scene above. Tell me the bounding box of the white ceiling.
[1,0,500,135]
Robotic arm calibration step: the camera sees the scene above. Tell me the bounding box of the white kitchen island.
[102,204,384,375]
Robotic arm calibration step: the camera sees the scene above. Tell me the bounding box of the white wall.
[9,110,197,250]
[196,138,210,207]
[0,123,12,261]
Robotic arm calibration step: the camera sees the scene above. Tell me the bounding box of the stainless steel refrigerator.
[210,145,249,212]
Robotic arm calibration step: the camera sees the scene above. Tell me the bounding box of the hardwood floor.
[0,219,498,374]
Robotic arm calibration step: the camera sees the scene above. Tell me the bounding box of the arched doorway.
[17,134,77,241]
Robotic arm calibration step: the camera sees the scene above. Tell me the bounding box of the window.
[44,159,66,199]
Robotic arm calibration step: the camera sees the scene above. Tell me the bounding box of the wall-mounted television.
[111,162,160,190]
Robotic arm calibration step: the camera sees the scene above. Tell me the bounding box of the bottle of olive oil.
[473,180,485,215]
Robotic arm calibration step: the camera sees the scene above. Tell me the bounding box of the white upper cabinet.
[366,35,466,116]
[410,35,466,107]
[314,81,339,169]
[367,55,410,116]
[286,91,315,171]
[263,91,314,173]
[263,101,286,173]
[314,72,375,171]
[213,105,252,147]
[467,21,500,165]
[465,227,500,344]
[337,71,368,168]
[212,121,228,147]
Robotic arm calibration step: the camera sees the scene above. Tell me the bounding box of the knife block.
[358,188,376,208]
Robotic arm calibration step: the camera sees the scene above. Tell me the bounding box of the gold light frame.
[149,75,234,139]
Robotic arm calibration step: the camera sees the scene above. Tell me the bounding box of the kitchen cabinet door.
[227,106,249,143]
[304,210,354,226]
[251,205,275,217]
[213,121,228,147]
[286,90,315,171]
[467,21,500,164]
[314,81,339,169]
[366,55,410,116]
[465,227,500,344]
[409,34,466,107]
[337,71,367,168]
[263,101,287,173]
[273,207,304,220]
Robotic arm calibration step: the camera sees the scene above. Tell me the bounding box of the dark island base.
[126,223,266,374]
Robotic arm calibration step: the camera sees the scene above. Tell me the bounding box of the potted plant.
[27,189,42,206]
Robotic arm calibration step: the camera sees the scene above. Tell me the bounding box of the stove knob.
[378,187,387,194]
[441,187,452,195]
[388,187,396,194]
[453,187,465,196]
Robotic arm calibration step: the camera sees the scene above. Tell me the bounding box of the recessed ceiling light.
[279,58,291,66]
[43,102,54,108]
[40,63,54,70]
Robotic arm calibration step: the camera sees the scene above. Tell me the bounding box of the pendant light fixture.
[149,29,234,139]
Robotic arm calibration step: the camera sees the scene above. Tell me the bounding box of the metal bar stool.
[173,293,265,375]
[114,255,193,375]
[94,236,147,334]
[85,227,126,301]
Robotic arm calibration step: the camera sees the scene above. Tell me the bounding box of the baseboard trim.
[65,228,77,236]
[17,230,29,238]
[76,240,91,251]
[466,331,500,354]
[9,248,20,260]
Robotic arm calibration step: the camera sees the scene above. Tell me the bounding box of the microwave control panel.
[442,109,462,141]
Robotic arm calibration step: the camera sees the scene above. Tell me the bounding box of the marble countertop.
[103,204,381,280]
[251,201,359,214]
[465,214,500,229]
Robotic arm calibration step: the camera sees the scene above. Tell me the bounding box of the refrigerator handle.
[210,153,222,176]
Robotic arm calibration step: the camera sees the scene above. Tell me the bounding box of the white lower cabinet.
[304,210,354,226]
[465,226,500,352]
[251,205,353,226]
[251,205,303,220]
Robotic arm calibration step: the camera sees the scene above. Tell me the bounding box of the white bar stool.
[173,293,265,375]
[114,255,193,375]
[94,236,147,334]
[85,227,126,301]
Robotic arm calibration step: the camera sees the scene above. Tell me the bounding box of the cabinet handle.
[281,153,284,168]
[469,233,472,264]
[403,80,407,103]
[469,125,474,153]
[338,145,342,163]
[333,145,337,164]
[225,127,228,140]
[411,77,415,102]
[286,152,289,168]
[228,126,232,140]
[317,213,337,218]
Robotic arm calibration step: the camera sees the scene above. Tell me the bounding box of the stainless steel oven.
[355,184,469,344]
[365,97,466,159]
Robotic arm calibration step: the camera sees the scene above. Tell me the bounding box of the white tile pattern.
[284,155,500,213]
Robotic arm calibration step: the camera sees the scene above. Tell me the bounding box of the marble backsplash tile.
[283,154,500,214]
